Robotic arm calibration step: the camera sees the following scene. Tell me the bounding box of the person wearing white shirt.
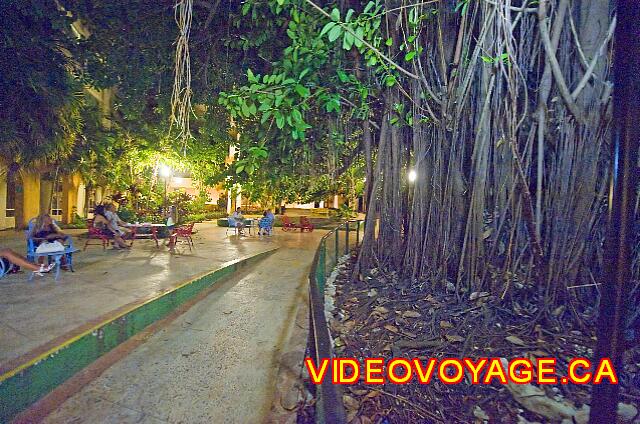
[229,207,246,235]
[105,203,132,237]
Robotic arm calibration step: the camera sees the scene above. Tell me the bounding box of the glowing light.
[408,169,417,182]
[159,164,172,178]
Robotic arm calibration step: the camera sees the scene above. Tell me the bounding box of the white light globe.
[159,164,172,178]
[408,169,417,182]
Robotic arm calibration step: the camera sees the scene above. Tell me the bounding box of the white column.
[77,183,86,217]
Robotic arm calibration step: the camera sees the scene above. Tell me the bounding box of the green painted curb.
[0,248,277,423]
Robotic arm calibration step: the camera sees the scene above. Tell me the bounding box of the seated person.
[30,213,68,246]
[0,248,54,276]
[94,205,131,249]
[258,210,274,235]
[228,207,245,235]
[104,203,132,238]
[29,213,72,266]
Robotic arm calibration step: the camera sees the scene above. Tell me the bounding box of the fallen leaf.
[373,306,389,314]
[384,324,399,333]
[343,395,360,421]
[474,405,490,420]
[445,334,464,343]
[506,335,527,346]
[402,331,417,339]
[440,321,454,329]
[469,291,490,301]
[365,390,380,399]
[402,310,421,318]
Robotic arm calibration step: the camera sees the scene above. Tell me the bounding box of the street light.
[408,169,417,183]
[159,164,172,213]
[159,164,172,178]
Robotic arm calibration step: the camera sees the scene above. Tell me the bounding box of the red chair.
[170,222,195,250]
[84,219,111,250]
[299,216,314,232]
[281,215,298,232]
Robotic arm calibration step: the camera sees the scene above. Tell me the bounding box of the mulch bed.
[298,254,640,423]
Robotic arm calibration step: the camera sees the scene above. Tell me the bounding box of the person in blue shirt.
[258,209,275,236]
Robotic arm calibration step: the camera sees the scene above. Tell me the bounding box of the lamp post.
[159,164,172,213]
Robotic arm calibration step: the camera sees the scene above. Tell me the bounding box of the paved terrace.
[0,223,287,367]
[40,231,322,423]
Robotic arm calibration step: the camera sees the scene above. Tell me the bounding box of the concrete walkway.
[39,230,322,423]
[0,223,282,367]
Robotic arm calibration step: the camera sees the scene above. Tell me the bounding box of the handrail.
[307,219,363,424]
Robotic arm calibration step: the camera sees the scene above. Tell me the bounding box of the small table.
[243,219,257,236]
[128,223,167,248]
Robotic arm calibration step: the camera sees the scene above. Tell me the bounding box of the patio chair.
[26,218,77,276]
[258,215,274,235]
[0,258,12,278]
[281,215,298,232]
[84,218,112,250]
[299,216,314,232]
[169,222,195,250]
[226,217,243,236]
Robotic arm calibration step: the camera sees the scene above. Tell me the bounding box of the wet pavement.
[0,223,288,366]
[38,229,323,423]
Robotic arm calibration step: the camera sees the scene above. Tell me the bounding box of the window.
[6,176,15,217]
[51,180,63,216]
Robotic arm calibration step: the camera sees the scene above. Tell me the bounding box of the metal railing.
[307,220,363,424]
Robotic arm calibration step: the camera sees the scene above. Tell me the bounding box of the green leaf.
[404,51,416,61]
[276,114,285,129]
[295,84,310,97]
[241,102,251,117]
[320,22,336,37]
[342,31,355,50]
[345,9,354,22]
[328,25,342,42]
[481,56,493,63]
[330,8,340,22]
[354,27,364,48]
[385,75,397,87]
[364,1,375,14]
[235,165,245,174]
[385,38,393,46]
[337,70,349,83]
[247,68,257,83]
[291,108,303,123]
[299,68,311,80]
